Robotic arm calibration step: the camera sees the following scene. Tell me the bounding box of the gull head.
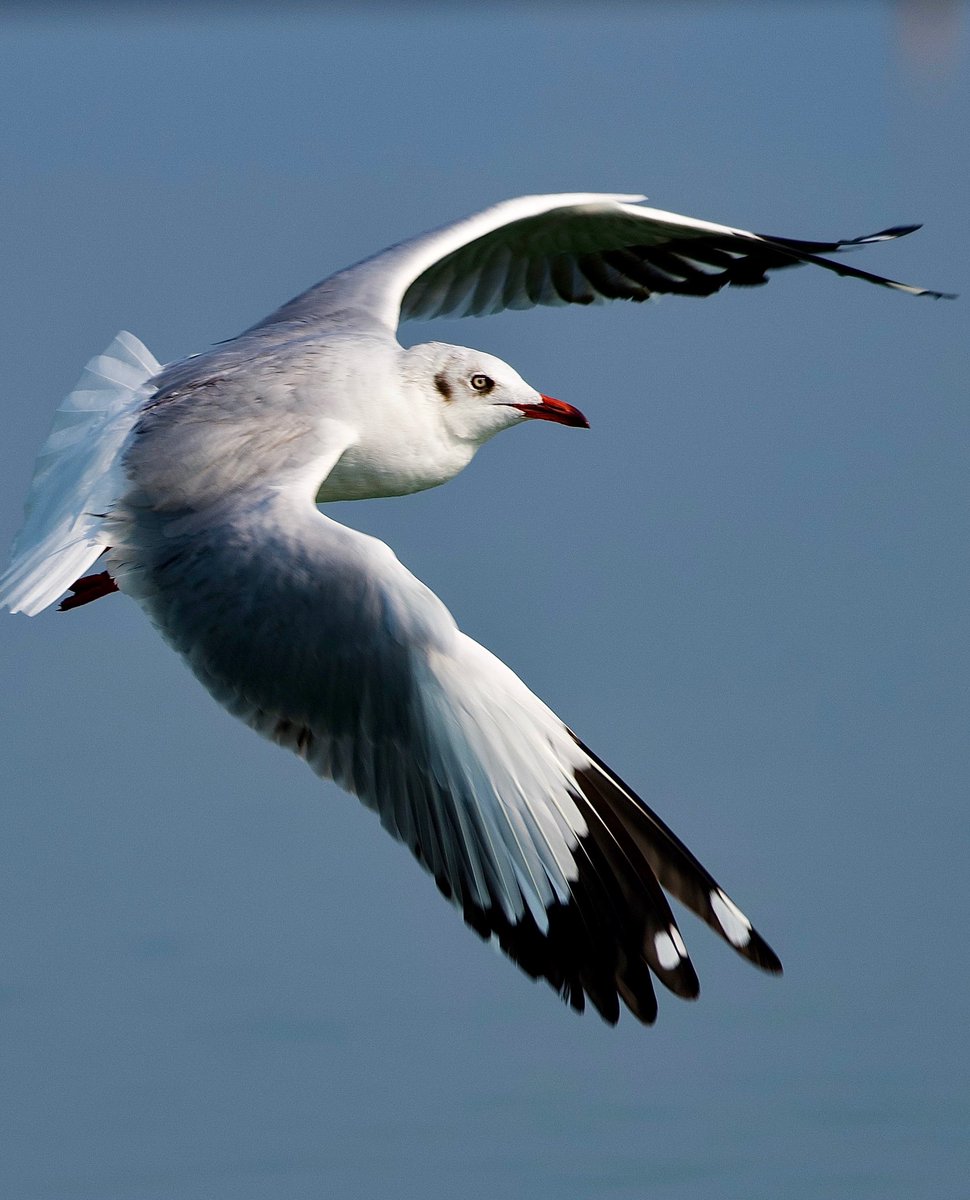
[404,342,588,447]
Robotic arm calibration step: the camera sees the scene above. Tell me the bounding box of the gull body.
[1,192,946,1024]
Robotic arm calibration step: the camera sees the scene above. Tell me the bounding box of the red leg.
[59,570,119,611]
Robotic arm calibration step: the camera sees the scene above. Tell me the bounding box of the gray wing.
[107,480,780,1025]
[246,192,951,337]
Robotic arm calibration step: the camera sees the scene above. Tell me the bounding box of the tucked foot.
[59,570,119,611]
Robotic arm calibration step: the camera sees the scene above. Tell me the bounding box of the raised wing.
[247,192,951,336]
[106,484,780,1025]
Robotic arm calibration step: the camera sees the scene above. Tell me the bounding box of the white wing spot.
[710,888,752,948]
[670,927,687,957]
[654,930,684,971]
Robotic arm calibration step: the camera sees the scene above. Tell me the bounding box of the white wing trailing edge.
[0,332,160,616]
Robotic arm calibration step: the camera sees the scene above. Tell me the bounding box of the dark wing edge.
[453,764,702,1027]
[459,743,781,1026]
[401,222,954,322]
[268,706,781,1027]
[572,735,783,977]
[454,734,782,1026]
[755,226,956,299]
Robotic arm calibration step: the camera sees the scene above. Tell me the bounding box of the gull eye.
[470,373,494,393]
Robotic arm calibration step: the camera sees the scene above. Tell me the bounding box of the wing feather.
[242,193,949,338]
[105,487,781,1024]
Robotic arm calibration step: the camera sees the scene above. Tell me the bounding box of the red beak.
[512,394,589,428]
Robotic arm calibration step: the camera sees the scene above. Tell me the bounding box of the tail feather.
[0,331,160,616]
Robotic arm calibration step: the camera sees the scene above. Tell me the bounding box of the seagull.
[1,193,948,1025]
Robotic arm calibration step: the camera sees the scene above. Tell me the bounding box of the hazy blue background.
[1,5,967,1199]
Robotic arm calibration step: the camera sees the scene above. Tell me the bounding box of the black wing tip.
[846,223,922,244]
[455,736,782,1026]
[753,224,953,298]
[746,929,783,976]
[843,222,956,298]
[677,963,701,1000]
[762,223,924,253]
[618,996,658,1027]
[899,284,957,300]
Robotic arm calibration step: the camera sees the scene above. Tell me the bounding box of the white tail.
[0,331,161,615]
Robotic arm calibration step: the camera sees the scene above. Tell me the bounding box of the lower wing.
[106,492,781,1026]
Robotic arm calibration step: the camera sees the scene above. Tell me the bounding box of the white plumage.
[2,193,946,1023]
[2,332,160,616]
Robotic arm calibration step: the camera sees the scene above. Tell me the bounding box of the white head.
[314,341,589,502]
[402,342,588,446]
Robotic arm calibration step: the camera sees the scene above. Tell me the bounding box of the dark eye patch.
[434,372,453,400]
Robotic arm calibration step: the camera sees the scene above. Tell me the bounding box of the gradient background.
[1,5,967,1199]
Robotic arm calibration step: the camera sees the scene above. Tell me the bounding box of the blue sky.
[1,7,967,1199]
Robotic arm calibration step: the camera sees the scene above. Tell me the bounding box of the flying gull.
[1,193,949,1024]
